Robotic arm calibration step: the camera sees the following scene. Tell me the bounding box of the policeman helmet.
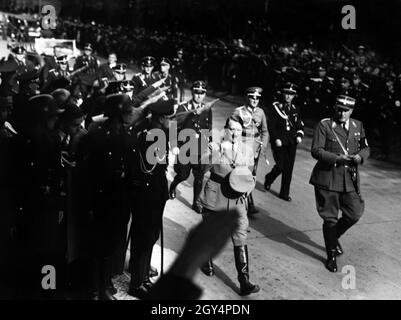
[191,80,207,94]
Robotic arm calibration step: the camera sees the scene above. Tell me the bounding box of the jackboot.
[335,216,358,255]
[192,177,204,213]
[104,257,117,295]
[323,223,338,272]
[169,179,179,199]
[200,260,215,277]
[234,246,260,296]
[99,257,117,300]
[247,193,259,215]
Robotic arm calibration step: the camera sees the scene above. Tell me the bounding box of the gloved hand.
[351,154,362,164]
[336,154,353,165]
[275,139,282,147]
[296,136,302,144]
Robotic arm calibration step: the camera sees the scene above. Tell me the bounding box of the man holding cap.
[310,94,369,273]
[230,86,268,215]
[199,117,260,296]
[264,83,304,202]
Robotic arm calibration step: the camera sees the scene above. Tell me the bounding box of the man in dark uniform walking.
[73,43,99,98]
[172,48,186,102]
[153,57,178,102]
[128,100,175,299]
[310,95,369,272]
[264,83,304,201]
[168,81,212,213]
[131,56,159,94]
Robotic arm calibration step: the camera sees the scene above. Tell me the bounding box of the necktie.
[342,123,348,134]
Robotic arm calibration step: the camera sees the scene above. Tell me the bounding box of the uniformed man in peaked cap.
[230,86,268,215]
[310,94,369,273]
[128,100,175,299]
[264,83,304,202]
[131,56,159,93]
[169,80,212,213]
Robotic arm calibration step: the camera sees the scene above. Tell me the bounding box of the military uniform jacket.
[231,105,268,147]
[77,121,138,210]
[309,118,370,192]
[98,63,115,81]
[131,72,159,94]
[268,101,304,145]
[175,100,213,158]
[201,139,254,212]
[128,124,169,202]
[153,72,178,101]
[74,54,99,86]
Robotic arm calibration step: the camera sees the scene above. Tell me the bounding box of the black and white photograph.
[0,0,400,310]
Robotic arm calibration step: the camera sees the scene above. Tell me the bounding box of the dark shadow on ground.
[248,206,326,264]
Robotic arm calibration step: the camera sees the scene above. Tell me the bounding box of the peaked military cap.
[11,46,26,54]
[84,43,94,51]
[160,57,172,66]
[191,80,207,93]
[246,86,263,97]
[335,95,356,110]
[121,80,135,91]
[112,63,127,74]
[283,83,297,94]
[56,55,68,64]
[141,56,156,67]
[221,167,256,199]
[28,94,64,118]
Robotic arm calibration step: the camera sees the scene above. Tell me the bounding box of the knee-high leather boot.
[323,222,338,272]
[234,245,260,296]
[192,177,204,213]
[98,257,116,300]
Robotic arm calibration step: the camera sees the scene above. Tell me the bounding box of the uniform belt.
[242,132,260,138]
[210,172,225,184]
